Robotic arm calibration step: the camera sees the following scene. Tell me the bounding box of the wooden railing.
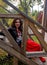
[0,0,47,65]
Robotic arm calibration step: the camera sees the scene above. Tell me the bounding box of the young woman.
[8,18,22,47]
[8,18,23,65]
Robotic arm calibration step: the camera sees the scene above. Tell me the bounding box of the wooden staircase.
[0,0,47,65]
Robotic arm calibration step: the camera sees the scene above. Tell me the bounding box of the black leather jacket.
[8,27,22,47]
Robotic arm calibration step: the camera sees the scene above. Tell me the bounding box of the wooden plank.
[22,19,28,52]
[26,51,47,57]
[0,22,25,56]
[42,0,47,38]
[0,14,23,18]
[29,22,47,52]
[42,0,47,40]
[0,39,38,65]
[42,0,47,28]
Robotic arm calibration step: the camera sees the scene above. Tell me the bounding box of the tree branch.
[27,0,32,6]
[19,0,25,9]
[0,5,12,14]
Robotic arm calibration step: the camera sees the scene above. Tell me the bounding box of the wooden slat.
[29,21,47,52]
[42,0,47,38]
[26,51,47,57]
[0,39,38,65]
[22,19,28,51]
[42,0,47,28]
[0,14,23,18]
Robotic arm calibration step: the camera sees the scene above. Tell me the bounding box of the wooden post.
[42,0,47,39]
[22,18,28,52]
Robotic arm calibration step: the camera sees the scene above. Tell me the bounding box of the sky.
[33,0,44,11]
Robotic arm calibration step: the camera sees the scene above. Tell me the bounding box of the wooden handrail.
[0,14,23,18]
[0,0,47,65]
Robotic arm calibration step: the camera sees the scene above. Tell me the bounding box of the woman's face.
[15,19,20,28]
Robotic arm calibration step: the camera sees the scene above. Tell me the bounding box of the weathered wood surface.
[42,0,47,28]
[22,19,28,52]
[0,39,38,65]
[0,14,23,18]
[26,51,47,57]
[42,0,47,38]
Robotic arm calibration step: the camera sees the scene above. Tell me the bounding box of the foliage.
[7,19,13,26]
[0,7,8,14]
[0,0,8,13]
[18,0,33,14]
[0,0,6,6]
[32,35,39,43]
[0,55,13,65]
[37,0,42,4]
[31,10,38,21]
[0,0,11,27]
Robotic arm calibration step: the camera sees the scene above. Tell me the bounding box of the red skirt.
[26,39,46,62]
[26,39,42,52]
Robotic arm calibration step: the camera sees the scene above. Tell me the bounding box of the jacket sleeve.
[8,28,17,41]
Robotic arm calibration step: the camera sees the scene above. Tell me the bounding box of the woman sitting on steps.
[8,18,46,63]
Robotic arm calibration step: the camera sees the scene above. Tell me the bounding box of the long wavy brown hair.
[11,18,22,32]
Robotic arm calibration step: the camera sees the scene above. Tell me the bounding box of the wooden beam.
[42,0,47,28]
[0,39,38,65]
[26,51,47,57]
[22,19,28,52]
[29,22,47,52]
[0,14,23,18]
[42,0,47,39]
